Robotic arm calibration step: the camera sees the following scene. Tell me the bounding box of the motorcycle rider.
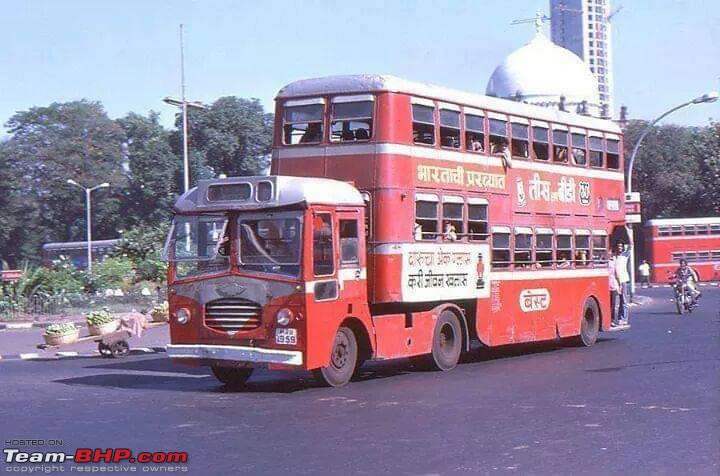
[674,259,701,302]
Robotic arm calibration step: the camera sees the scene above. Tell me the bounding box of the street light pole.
[164,24,206,193]
[67,180,110,273]
[625,91,718,296]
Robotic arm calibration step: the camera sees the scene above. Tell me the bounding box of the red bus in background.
[645,217,720,283]
[165,75,628,387]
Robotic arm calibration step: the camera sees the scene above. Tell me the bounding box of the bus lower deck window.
[574,235,590,266]
[535,233,554,267]
[514,232,533,268]
[552,129,569,163]
[442,200,464,240]
[330,100,373,142]
[283,103,324,145]
[412,104,435,145]
[468,204,488,241]
[415,199,438,240]
[440,109,460,149]
[465,114,485,152]
[606,139,620,169]
[489,118,507,154]
[589,136,603,167]
[532,126,549,160]
[511,123,529,158]
[557,235,572,266]
[592,235,608,263]
[492,232,510,268]
[571,133,587,165]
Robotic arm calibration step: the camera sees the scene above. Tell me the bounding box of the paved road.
[1,287,718,475]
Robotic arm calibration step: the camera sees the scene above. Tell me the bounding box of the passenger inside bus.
[300,123,323,143]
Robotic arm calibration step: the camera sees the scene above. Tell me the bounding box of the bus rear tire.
[211,364,254,387]
[574,298,600,347]
[313,326,358,387]
[413,310,462,371]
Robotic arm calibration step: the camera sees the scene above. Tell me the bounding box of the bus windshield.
[164,215,229,278]
[238,215,302,277]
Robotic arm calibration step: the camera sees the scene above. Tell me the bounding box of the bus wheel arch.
[433,303,470,352]
[574,296,600,347]
[340,316,374,367]
[413,304,467,371]
[313,317,372,387]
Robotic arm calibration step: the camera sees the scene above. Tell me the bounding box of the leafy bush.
[44,322,78,336]
[86,309,115,326]
[91,257,136,292]
[115,225,168,282]
[150,301,169,322]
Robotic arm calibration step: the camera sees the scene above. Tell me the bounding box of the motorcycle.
[673,279,697,315]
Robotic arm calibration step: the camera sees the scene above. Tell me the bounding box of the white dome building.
[486,32,602,117]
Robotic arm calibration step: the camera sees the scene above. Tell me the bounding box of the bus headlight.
[175,308,191,324]
[276,308,294,326]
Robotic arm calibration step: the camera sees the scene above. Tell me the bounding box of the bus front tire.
[211,365,254,387]
[313,326,358,388]
[575,298,600,347]
[413,310,462,371]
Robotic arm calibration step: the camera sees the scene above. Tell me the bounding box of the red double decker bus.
[644,217,720,283]
[165,75,628,387]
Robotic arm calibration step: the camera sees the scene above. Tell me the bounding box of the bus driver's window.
[339,219,359,266]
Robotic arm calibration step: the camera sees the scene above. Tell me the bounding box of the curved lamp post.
[625,91,718,295]
[66,180,110,273]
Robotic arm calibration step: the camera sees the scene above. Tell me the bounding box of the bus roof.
[276,74,622,134]
[173,175,365,213]
[645,217,720,227]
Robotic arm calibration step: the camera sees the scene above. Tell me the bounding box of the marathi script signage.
[519,288,551,312]
[417,164,506,191]
[516,173,591,208]
[401,243,491,302]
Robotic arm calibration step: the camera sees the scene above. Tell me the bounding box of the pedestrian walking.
[638,260,651,288]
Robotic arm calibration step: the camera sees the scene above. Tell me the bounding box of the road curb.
[0,346,167,362]
[0,320,87,331]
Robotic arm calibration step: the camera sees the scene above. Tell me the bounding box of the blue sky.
[1,0,718,133]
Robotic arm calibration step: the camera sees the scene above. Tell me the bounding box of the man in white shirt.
[614,243,631,325]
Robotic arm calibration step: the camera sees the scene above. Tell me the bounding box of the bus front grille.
[204,298,263,332]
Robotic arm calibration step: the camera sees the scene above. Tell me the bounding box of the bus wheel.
[211,365,254,387]
[414,310,462,371]
[575,299,600,347]
[313,326,358,387]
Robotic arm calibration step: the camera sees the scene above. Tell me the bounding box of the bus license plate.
[275,328,297,345]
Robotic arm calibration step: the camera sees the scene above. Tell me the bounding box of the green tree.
[624,120,707,221]
[171,97,273,180]
[691,121,720,213]
[117,111,180,227]
[2,100,126,264]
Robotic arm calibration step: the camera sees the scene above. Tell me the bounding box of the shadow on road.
[52,336,617,394]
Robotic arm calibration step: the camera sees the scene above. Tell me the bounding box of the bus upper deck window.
[670,225,682,236]
[412,103,435,145]
[532,126,549,161]
[571,133,587,166]
[439,109,460,149]
[283,102,324,145]
[696,225,709,235]
[465,113,485,152]
[552,128,569,163]
[589,135,604,167]
[489,118,507,154]
[330,98,373,143]
[606,139,620,169]
[511,122,529,158]
[711,224,720,235]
